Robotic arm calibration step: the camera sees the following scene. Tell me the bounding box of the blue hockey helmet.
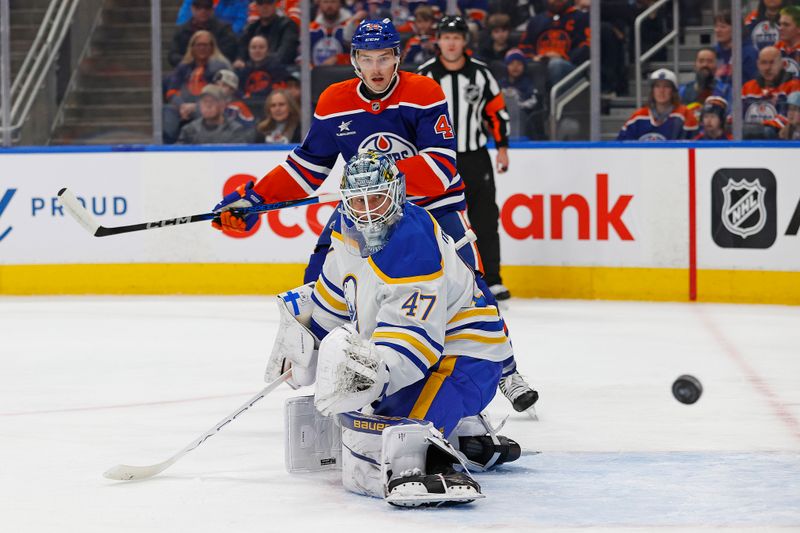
[351,18,401,51]
[339,150,406,257]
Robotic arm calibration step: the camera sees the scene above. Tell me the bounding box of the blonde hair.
[181,30,229,65]
[257,89,300,138]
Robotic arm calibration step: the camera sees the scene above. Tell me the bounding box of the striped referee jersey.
[417,55,510,153]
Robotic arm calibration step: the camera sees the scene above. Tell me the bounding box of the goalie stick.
[104,369,291,481]
[57,188,340,237]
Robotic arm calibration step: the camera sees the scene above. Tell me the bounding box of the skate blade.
[525,406,539,421]
[385,491,485,507]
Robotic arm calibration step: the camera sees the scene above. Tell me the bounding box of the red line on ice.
[699,309,800,443]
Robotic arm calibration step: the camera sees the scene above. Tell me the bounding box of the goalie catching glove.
[211,181,264,232]
[315,325,389,416]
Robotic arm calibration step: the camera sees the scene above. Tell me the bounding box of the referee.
[417,15,512,300]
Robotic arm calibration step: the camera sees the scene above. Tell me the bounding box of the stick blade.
[103,462,169,481]
[57,188,100,236]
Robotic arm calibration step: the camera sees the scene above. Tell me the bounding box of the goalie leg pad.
[284,395,341,473]
[339,412,420,498]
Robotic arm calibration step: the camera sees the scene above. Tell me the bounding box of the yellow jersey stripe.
[372,331,439,366]
[409,356,457,420]
[331,229,343,242]
[367,256,444,285]
[316,282,347,312]
[448,307,499,323]
[444,333,508,344]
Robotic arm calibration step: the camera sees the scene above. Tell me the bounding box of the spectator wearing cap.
[213,69,255,127]
[234,0,299,68]
[776,6,800,78]
[715,10,759,86]
[256,89,301,144]
[168,0,238,67]
[176,0,250,34]
[680,48,731,119]
[518,0,590,87]
[163,30,232,144]
[745,0,786,51]
[499,48,542,139]
[402,5,438,65]
[477,13,512,63]
[178,84,256,144]
[693,96,732,140]
[778,91,800,139]
[742,46,800,138]
[309,0,354,66]
[618,69,698,141]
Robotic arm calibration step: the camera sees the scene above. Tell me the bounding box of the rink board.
[0,144,797,303]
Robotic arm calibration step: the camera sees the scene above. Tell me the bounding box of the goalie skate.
[385,469,484,507]
[499,371,539,419]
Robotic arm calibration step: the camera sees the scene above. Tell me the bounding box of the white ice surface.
[1,297,799,532]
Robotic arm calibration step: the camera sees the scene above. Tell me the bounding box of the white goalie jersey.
[308,204,513,397]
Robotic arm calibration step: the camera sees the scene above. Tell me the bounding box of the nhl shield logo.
[721,179,766,238]
[711,169,777,249]
[465,84,481,105]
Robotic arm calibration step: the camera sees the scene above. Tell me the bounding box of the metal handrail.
[634,0,680,108]
[549,60,590,140]
[9,0,60,98]
[0,0,82,137]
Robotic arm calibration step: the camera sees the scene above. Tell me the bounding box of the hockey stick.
[103,369,292,481]
[57,188,339,237]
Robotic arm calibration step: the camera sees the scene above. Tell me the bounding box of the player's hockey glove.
[211,181,264,232]
[315,325,389,416]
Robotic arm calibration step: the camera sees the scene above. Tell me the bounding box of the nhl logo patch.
[721,179,767,238]
[711,168,776,249]
[371,101,381,112]
[465,84,481,105]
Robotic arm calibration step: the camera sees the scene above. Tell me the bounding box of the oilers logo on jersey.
[358,133,418,162]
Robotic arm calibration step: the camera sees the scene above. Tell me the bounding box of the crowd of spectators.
[161,0,800,144]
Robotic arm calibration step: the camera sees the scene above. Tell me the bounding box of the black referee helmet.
[437,15,469,39]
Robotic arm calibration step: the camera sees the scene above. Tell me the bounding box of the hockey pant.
[372,356,503,438]
[303,207,517,376]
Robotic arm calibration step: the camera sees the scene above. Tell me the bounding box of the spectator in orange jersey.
[777,6,800,77]
[693,96,732,141]
[742,46,800,138]
[309,0,354,66]
[745,0,787,50]
[518,0,590,87]
[402,5,438,65]
[617,69,698,141]
[163,30,232,144]
[256,89,301,143]
[778,90,800,139]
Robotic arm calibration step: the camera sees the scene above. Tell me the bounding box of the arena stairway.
[8,0,49,83]
[49,0,181,145]
[599,8,717,141]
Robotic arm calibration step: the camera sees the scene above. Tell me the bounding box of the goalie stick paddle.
[57,188,340,237]
[103,369,292,481]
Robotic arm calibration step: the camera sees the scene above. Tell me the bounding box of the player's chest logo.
[343,274,359,328]
[465,84,482,105]
[358,132,418,162]
[336,119,356,137]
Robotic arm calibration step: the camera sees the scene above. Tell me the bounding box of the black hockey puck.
[672,374,703,404]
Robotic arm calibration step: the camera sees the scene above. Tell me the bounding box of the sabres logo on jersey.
[359,132,418,163]
[343,275,359,328]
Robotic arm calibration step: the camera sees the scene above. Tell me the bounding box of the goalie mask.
[339,151,405,257]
